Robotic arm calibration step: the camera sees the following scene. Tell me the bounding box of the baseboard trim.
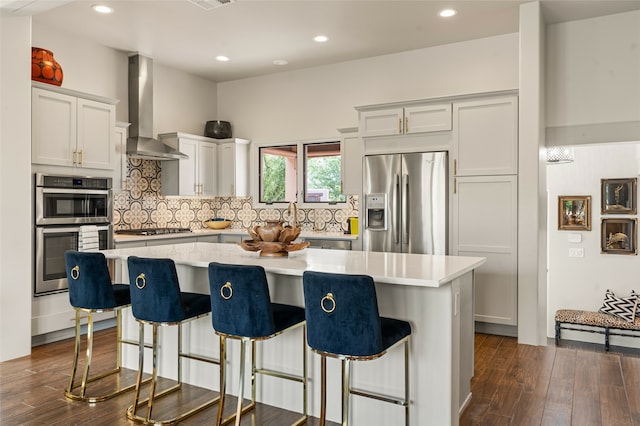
[31,318,117,347]
[475,322,517,337]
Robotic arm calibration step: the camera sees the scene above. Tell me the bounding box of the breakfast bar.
[102,242,485,426]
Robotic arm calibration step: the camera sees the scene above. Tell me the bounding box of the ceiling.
[4,0,640,82]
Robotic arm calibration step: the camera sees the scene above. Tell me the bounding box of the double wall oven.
[34,173,113,295]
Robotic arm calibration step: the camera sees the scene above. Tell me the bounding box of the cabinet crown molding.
[32,81,119,105]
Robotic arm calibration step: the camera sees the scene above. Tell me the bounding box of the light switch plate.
[568,233,582,243]
[569,248,584,257]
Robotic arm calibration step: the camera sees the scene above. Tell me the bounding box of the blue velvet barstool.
[302,271,412,426]
[126,256,220,425]
[208,262,308,426]
[64,250,143,403]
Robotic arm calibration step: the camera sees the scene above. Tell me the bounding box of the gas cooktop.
[115,228,192,236]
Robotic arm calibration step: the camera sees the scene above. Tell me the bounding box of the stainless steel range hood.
[127,54,188,160]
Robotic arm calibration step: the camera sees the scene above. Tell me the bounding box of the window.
[259,145,297,204]
[258,140,346,205]
[304,141,345,204]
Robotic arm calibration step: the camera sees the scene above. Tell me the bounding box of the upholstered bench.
[555,309,640,351]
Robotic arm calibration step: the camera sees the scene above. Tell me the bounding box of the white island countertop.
[102,242,485,288]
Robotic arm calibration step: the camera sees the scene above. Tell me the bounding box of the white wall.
[1,15,33,361]
[546,10,640,128]
[218,33,519,143]
[32,23,217,134]
[547,143,640,347]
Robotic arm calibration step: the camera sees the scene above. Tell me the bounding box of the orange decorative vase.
[31,47,63,86]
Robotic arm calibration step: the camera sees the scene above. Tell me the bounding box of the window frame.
[252,138,345,209]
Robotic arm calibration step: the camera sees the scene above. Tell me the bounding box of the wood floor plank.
[620,355,640,425]
[572,350,601,426]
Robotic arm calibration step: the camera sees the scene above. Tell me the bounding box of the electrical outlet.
[569,248,584,257]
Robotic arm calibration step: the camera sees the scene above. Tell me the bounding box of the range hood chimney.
[127,54,188,160]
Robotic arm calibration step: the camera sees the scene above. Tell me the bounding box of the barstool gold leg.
[405,340,410,426]
[216,336,227,426]
[131,322,145,413]
[66,310,82,396]
[80,311,94,399]
[341,359,350,426]
[145,324,159,423]
[235,339,246,426]
[320,355,327,426]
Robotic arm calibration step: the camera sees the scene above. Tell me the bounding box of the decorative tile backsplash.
[113,158,358,232]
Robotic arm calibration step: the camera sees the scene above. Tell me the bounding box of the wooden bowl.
[204,220,231,229]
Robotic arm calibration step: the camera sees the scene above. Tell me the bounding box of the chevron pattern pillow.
[599,289,638,322]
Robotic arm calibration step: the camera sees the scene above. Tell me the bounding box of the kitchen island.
[102,242,485,426]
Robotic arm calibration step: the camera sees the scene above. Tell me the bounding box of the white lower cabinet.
[452,175,518,326]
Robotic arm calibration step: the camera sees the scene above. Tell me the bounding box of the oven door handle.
[39,225,111,234]
[39,188,110,195]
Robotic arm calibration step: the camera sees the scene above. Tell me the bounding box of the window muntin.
[303,141,346,204]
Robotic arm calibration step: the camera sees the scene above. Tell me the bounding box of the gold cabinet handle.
[405,117,409,133]
[398,117,402,134]
[78,149,83,166]
[454,177,457,194]
[453,159,457,176]
[72,150,77,165]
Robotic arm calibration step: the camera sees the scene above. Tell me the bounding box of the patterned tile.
[114,159,358,232]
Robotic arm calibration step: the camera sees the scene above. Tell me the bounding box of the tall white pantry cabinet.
[451,95,519,330]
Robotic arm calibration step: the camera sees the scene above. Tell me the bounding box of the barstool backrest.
[303,271,383,357]
[127,256,187,323]
[208,262,275,338]
[65,251,120,309]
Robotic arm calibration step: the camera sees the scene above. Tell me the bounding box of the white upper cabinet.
[359,103,452,137]
[452,95,518,176]
[113,121,130,192]
[160,132,218,197]
[339,128,363,196]
[32,83,116,170]
[217,138,250,197]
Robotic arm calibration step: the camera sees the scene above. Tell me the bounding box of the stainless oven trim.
[34,224,113,296]
[35,187,113,226]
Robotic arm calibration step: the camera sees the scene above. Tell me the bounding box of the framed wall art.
[558,195,591,231]
[601,218,637,255]
[601,178,637,214]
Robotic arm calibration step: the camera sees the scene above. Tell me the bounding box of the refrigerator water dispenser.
[365,194,387,230]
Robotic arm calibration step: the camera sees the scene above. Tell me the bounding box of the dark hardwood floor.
[2,328,640,425]
[460,333,640,426]
[0,328,335,426]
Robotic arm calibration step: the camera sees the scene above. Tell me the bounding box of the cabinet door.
[340,134,363,195]
[178,139,199,196]
[452,175,517,325]
[218,142,235,196]
[113,123,129,192]
[453,96,518,176]
[198,141,217,196]
[32,88,76,167]
[404,103,452,134]
[360,108,403,137]
[77,99,115,170]
[218,139,250,196]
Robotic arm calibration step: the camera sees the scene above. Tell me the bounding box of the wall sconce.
[546,146,574,164]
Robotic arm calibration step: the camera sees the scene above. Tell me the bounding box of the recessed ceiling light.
[92,4,113,14]
[313,35,328,43]
[439,8,457,18]
[273,59,288,66]
[216,55,230,62]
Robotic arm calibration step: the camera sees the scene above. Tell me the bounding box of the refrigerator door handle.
[395,174,401,244]
[402,173,409,244]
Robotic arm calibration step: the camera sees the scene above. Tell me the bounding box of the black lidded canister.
[204,120,232,139]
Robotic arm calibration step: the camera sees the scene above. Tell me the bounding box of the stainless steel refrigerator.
[363,152,447,254]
